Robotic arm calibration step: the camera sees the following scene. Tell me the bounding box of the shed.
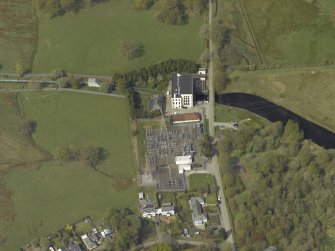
[87,78,101,87]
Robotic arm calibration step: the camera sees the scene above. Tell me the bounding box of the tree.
[151,243,173,251]
[102,208,141,250]
[80,146,106,168]
[120,40,144,60]
[155,0,187,25]
[15,63,25,76]
[201,135,212,158]
[57,77,70,88]
[134,0,154,11]
[44,0,62,17]
[20,120,37,136]
[60,0,82,12]
[51,68,66,80]
[100,82,111,93]
[69,74,80,88]
[184,0,208,15]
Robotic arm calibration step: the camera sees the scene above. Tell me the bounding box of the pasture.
[33,0,203,75]
[242,0,335,66]
[0,0,38,72]
[226,66,335,132]
[0,92,137,250]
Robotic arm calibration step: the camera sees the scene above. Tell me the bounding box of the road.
[207,0,235,245]
[0,87,125,98]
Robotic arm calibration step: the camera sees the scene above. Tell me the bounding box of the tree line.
[113,59,199,119]
[35,0,109,18]
[218,120,335,250]
[135,0,208,25]
[53,145,106,168]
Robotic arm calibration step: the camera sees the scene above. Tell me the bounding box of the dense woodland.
[217,120,335,250]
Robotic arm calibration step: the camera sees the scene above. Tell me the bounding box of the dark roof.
[171,73,193,97]
[161,203,175,212]
[63,243,82,251]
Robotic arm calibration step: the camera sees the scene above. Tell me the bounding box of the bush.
[120,40,144,60]
[20,120,37,136]
[57,77,70,88]
[134,0,154,11]
[155,0,187,25]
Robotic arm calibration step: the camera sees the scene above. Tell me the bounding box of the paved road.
[207,0,235,245]
[0,87,125,98]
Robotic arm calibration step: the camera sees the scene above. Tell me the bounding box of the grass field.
[226,66,335,132]
[33,0,203,75]
[188,173,216,192]
[215,104,268,124]
[0,0,38,72]
[242,0,335,65]
[0,92,137,251]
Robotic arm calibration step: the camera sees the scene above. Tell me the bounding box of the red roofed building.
[171,113,202,124]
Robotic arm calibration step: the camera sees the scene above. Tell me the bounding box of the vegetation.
[155,0,187,25]
[134,0,154,11]
[19,120,37,136]
[35,0,109,18]
[114,59,199,118]
[0,93,49,250]
[155,0,208,25]
[53,145,106,168]
[242,0,335,66]
[0,92,137,250]
[225,66,335,132]
[102,207,141,251]
[218,119,335,250]
[33,0,203,75]
[113,59,200,90]
[0,1,38,72]
[120,40,145,60]
[188,173,216,194]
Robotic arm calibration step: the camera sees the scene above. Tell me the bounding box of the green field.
[215,104,268,124]
[33,0,203,75]
[226,66,335,132]
[0,0,38,72]
[1,92,137,250]
[188,173,216,192]
[242,0,335,65]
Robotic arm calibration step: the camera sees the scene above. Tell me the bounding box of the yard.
[226,66,335,132]
[1,92,137,251]
[33,0,203,75]
[188,173,216,193]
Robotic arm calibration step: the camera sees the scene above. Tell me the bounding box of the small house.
[81,234,98,250]
[138,192,145,200]
[87,78,101,88]
[101,228,112,238]
[190,197,208,227]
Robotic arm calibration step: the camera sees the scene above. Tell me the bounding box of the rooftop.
[175,155,192,165]
[171,113,201,123]
[171,73,193,97]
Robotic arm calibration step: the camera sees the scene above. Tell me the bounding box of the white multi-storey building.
[171,73,194,109]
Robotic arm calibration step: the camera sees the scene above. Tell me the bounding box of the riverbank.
[216,93,335,149]
[225,66,335,133]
